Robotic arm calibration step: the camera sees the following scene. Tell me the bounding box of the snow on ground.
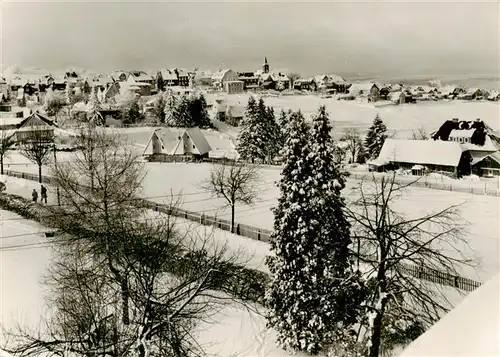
[206,93,500,138]
[0,184,297,357]
[0,175,489,357]
[0,210,53,345]
[2,157,498,282]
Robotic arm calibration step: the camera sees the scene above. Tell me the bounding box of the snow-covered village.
[0,2,499,357]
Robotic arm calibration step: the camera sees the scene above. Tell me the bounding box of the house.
[348,83,380,101]
[431,118,498,147]
[10,76,39,96]
[259,72,290,91]
[459,88,483,100]
[212,69,239,90]
[52,77,67,91]
[158,69,179,88]
[293,78,316,91]
[372,139,471,177]
[110,71,129,82]
[125,75,151,96]
[193,71,213,87]
[472,151,500,177]
[14,111,56,143]
[439,85,465,98]
[129,71,155,86]
[378,84,392,100]
[225,80,244,94]
[430,118,500,176]
[38,75,54,92]
[237,72,260,90]
[215,104,245,126]
[103,82,121,103]
[174,69,190,87]
[487,91,500,101]
[313,74,348,93]
[389,91,406,104]
[144,127,211,159]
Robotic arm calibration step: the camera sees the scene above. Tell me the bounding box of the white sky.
[1,0,499,77]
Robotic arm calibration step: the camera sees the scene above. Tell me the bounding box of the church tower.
[262,57,269,74]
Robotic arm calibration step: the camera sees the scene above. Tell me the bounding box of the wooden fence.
[3,169,482,292]
[397,262,482,292]
[198,159,500,197]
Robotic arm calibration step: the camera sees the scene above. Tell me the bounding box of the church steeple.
[263,56,269,74]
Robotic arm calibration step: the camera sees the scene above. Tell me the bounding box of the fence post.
[236,224,240,235]
[257,229,261,241]
[454,276,459,288]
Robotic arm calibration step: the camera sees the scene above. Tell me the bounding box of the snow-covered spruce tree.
[263,104,281,164]
[364,114,388,160]
[266,107,364,355]
[237,96,267,163]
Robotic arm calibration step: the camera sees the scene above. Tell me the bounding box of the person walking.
[32,188,38,203]
[41,185,48,204]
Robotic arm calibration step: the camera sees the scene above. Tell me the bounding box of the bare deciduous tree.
[0,128,14,175]
[409,127,429,140]
[201,159,260,233]
[344,173,477,357]
[341,128,364,164]
[19,129,54,183]
[4,130,257,357]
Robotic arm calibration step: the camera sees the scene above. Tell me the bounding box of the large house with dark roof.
[372,118,500,177]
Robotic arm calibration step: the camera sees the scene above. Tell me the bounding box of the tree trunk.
[231,204,235,233]
[1,156,3,175]
[369,264,388,357]
[121,279,130,325]
[38,164,42,183]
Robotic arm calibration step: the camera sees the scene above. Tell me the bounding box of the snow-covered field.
[1,156,498,283]
[0,174,489,357]
[0,181,299,357]
[207,94,500,138]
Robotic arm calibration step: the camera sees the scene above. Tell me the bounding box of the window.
[192,145,196,149]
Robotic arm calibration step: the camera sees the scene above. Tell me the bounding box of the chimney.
[476,118,481,122]
[452,118,459,123]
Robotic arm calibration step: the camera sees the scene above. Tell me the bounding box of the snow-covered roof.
[348,83,378,95]
[160,69,178,81]
[212,69,234,81]
[132,72,154,82]
[378,139,465,167]
[314,74,346,84]
[466,87,481,95]
[399,274,499,357]
[171,127,212,155]
[449,129,475,139]
[461,135,499,152]
[260,72,289,82]
[389,91,405,101]
[438,85,458,94]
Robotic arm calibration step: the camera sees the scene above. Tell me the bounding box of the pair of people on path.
[32,185,48,204]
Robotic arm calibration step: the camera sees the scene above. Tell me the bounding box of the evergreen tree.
[237,96,266,163]
[237,97,279,163]
[123,100,144,125]
[266,107,364,354]
[191,93,211,128]
[88,90,104,126]
[356,141,368,164]
[263,105,281,164]
[152,94,167,123]
[166,93,211,128]
[365,114,388,159]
